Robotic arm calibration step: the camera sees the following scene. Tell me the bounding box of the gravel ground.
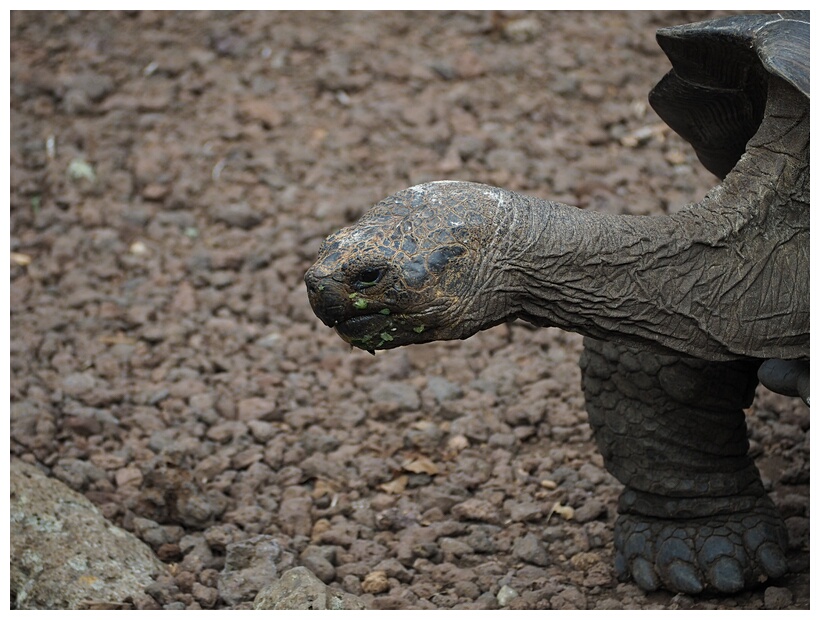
[9,10,809,610]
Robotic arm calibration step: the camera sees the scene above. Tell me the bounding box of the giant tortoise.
[305,12,809,594]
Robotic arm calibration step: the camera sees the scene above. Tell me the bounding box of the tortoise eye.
[354,267,385,289]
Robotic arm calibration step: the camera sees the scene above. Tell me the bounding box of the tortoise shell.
[649,11,809,179]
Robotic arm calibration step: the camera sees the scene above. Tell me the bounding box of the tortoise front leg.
[579,338,788,594]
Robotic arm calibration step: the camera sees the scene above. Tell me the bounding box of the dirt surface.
[9,10,809,610]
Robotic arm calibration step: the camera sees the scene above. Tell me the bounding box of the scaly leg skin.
[579,338,789,594]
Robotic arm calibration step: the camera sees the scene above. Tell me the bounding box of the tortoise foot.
[613,498,788,594]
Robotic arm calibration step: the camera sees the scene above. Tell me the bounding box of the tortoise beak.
[304,269,347,328]
[305,266,397,350]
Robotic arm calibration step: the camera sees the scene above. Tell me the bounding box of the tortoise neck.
[507,116,807,362]
[507,200,707,354]
[502,78,808,361]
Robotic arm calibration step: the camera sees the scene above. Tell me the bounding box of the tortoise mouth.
[334,314,393,347]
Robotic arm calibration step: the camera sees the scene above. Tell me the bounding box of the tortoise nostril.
[304,270,323,295]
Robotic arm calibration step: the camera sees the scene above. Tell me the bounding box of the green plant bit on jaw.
[413,325,425,333]
[353,298,368,310]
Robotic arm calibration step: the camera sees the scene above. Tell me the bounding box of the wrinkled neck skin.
[489,77,808,362]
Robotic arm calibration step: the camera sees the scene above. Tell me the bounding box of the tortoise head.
[305,181,509,351]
